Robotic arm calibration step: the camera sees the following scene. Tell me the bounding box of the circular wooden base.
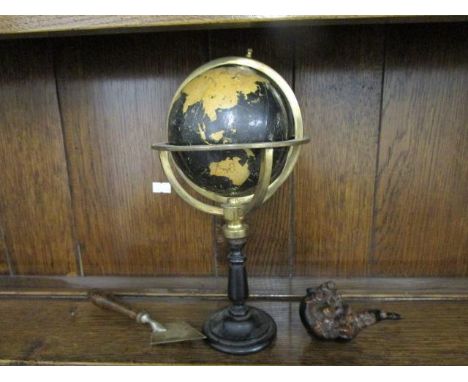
[203,305,277,355]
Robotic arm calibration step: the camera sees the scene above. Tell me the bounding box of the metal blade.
[150,321,206,345]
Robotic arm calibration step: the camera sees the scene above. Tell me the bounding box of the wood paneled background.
[0,22,467,277]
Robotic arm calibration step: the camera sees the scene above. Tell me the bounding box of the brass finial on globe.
[152,51,308,354]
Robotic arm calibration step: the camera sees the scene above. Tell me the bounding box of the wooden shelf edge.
[1,275,467,301]
[1,15,467,39]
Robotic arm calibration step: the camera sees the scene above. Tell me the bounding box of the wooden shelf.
[1,15,467,38]
[0,276,467,365]
[0,296,466,365]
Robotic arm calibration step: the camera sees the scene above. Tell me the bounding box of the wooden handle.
[88,290,138,321]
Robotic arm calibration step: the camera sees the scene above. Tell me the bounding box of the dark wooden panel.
[209,28,294,276]
[0,297,466,365]
[0,40,77,275]
[294,26,384,276]
[372,24,468,276]
[55,32,213,276]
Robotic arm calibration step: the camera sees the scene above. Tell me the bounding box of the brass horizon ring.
[151,137,310,152]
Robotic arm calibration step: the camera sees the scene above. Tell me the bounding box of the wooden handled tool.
[88,290,206,345]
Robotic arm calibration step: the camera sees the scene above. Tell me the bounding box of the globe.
[168,64,294,197]
[154,57,306,355]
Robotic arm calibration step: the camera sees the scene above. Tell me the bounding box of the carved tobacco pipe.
[299,281,401,341]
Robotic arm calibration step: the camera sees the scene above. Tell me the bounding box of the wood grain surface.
[372,23,468,276]
[0,296,466,365]
[209,28,295,276]
[0,39,77,275]
[0,23,466,278]
[54,32,213,276]
[1,16,464,38]
[294,26,384,276]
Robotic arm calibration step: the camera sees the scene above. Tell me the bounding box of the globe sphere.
[168,63,293,197]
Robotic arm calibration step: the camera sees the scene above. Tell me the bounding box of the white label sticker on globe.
[152,182,171,194]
